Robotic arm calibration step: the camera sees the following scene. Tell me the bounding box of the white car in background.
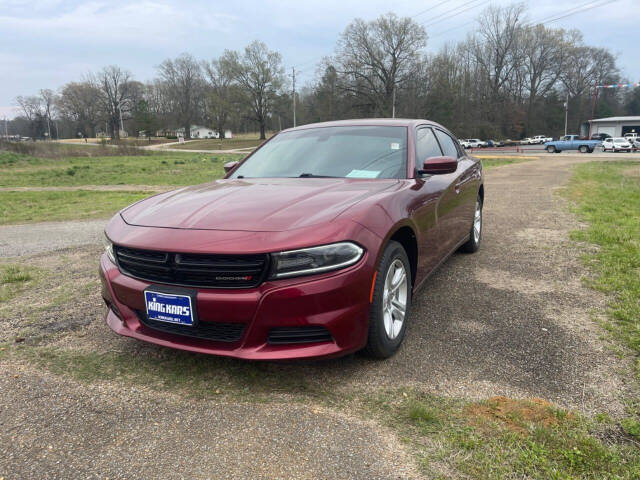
[466,138,487,148]
[601,137,632,152]
[531,135,552,144]
[623,133,638,143]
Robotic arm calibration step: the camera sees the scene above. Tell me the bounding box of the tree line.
[8,3,640,142]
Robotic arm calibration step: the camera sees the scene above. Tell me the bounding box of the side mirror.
[223,161,239,174]
[418,156,458,175]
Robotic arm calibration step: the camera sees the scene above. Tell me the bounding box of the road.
[0,155,630,479]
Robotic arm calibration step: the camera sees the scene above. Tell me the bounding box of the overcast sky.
[1,0,637,118]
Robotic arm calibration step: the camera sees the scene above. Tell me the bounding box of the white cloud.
[0,1,238,46]
[0,106,21,119]
[0,0,638,105]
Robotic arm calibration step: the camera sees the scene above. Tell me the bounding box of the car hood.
[121,177,397,232]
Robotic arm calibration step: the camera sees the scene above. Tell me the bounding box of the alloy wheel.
[473,199,482,243]
[382,259,408,340]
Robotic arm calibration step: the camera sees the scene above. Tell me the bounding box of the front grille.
[114,245,269,288]
[137,310,245,342]
[267,326,333,345]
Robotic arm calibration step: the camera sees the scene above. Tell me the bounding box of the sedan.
[602,137,633,152]
[100,119,484,360]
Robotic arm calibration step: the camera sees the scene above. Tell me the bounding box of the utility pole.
[46,112,51,141]
[4,117,7,139]
[118,104,125,134]
[292,67,296,128]
[564,93,569,136]
[392,85,396,119]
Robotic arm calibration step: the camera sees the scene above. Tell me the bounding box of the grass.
[0,190,152,224]
[0,150,240,187]
[368,390,640,479]
[0,139,147,158]
[564,161,640,358]
[8,345,315,400]
[564,160,640,440]
[0,264,38,302]
[481,156,532,168]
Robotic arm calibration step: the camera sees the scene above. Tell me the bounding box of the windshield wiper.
[297,173,336,178]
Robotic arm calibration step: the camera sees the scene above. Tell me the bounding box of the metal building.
[585,116,640,138]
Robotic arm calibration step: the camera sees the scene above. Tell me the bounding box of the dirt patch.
[624,165,640,177]
[465,396,570,434]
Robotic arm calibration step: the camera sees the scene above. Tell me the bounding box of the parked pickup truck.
[544,135,601,153]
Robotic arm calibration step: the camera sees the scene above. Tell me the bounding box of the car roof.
[280,118,448,133]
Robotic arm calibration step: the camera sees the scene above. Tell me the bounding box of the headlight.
[102,232,116,264]
[269,242,364,279]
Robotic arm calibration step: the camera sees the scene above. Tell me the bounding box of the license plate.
[144,289,195,326]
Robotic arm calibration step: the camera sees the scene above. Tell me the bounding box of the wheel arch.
[385,224,418,287]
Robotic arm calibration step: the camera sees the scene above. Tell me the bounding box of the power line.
[428,20,476,40]
[411,0,460,20]
[423,0,489,28]
[526,0,620,27]
[290,0,487,73]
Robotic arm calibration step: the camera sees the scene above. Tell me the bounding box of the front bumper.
[99,252,374,360]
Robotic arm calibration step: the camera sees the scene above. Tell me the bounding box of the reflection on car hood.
[121,177,397,232]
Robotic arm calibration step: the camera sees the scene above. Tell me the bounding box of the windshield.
[230,126,407,179]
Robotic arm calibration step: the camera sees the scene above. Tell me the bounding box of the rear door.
[433,129,478,254]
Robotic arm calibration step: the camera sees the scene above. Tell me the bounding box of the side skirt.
[413,234,470,295]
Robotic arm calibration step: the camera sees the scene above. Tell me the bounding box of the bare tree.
[91,65,133,140]
[560,36,618,130]
[39,89,56,140]
[519,25,567,133]
[334,13,427,117]
[15,95,44,138]
[57,81,102,137]
[157,54,203,139]
[203,58,234,138]
[220,41,285,139]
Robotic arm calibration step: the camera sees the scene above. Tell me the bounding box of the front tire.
[460,195,483,253]
[546,145,556,153]
[365,241,412,359]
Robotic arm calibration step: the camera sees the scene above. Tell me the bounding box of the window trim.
[433,128,463,160]
[415,126,443,165]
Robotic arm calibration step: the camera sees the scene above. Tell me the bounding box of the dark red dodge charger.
[100,119,483,360]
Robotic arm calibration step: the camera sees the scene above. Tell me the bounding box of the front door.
[433,129,475,255]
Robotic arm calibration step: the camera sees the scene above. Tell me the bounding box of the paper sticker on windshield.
[346,170,381,179]
[390,142,400,150]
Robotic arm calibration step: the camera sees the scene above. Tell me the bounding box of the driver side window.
[416,127,442,161]
[435,130,461,159]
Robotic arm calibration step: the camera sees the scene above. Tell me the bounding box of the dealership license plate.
[144,290,195,326]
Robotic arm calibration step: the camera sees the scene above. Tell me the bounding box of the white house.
[176,126,232,139]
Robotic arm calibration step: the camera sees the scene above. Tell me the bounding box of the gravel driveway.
[0,219,105,257]
[0,155,628,479]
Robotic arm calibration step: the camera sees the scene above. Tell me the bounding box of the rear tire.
[364,241,412,359]
[460,195,483,253]
[579,145,588,153]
